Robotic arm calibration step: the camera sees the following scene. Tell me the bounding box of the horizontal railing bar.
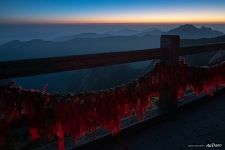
[180,43,225,55]
[0,48,163,79]
[1,42,225,80]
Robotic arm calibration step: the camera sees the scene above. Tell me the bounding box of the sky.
[0,0,225,24]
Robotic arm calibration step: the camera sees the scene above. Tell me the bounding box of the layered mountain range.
[54,24,223,41]
[1,24,224,61]
[0,24,225,93]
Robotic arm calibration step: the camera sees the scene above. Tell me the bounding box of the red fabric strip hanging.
[0,61,225,150]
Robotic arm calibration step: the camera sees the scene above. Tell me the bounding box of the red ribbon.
[1,61,225,150]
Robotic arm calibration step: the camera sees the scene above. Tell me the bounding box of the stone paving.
[78,90,225,150]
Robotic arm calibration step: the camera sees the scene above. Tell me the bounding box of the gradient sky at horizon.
[1,0,225,24]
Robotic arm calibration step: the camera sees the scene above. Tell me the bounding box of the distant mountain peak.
[8,40,20,44]
[118,28,136,32]
[200,26,213,31]
[180,24,196,28]
[54,32,111,41]
[105,28,139,36]
[174,24,198,31]
[167,24,224,39]
[143,27,162,32]
[28,39,44,42]
[77,32,98,35]
[138,28,163,36]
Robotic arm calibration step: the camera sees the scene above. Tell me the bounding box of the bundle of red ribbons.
[1,61,225,150]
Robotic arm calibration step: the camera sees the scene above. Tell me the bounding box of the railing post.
[159,35,180,112]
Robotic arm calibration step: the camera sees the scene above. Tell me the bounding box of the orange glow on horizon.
[1,12,225,24]
[4,19,225,25]
[52,12,225,24]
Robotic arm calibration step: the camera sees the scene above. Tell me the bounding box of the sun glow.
[10,11,225,24]
[1,4,225,25]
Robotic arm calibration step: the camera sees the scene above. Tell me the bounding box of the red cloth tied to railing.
[1,61,225,150]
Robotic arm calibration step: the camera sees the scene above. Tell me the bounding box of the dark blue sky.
[0,0,225,24]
